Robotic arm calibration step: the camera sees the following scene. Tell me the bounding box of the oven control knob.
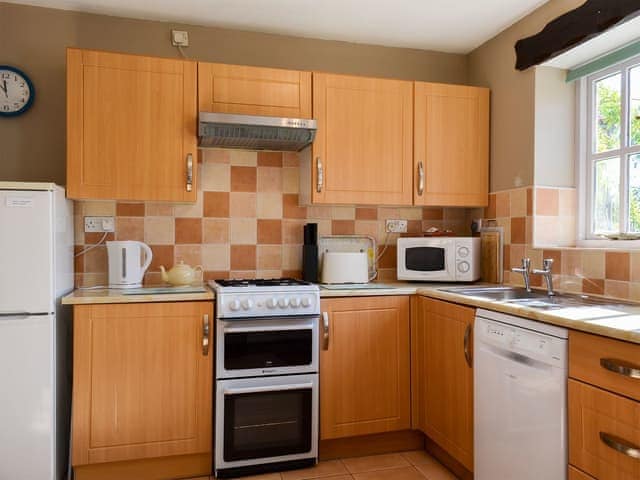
[458,246,470,258]
[266,298,278,309]
[278,297,289,308]
[301,297,312,307]
[241,298,254,310]
[289,297,301,308]
[228,299,241,311]
[457,261,470,273]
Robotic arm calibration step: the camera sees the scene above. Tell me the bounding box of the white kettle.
[106,241,153,288]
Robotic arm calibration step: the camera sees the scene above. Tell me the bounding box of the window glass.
[595,73,621,153]
[630,65,640,146]
[593,157,620,233]
[629,154,640,232]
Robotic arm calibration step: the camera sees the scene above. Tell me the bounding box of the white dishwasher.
[474,309,568,480]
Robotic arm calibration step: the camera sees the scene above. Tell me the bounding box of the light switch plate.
[84,216,115,233]
[385,219,408,233]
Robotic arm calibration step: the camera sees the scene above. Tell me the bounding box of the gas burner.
[215,278,312,288]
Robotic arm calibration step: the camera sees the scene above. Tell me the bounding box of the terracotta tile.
[503,244,511,270]
[631,252,640,282]
[414,460,457,480]
[582,278,605,295]
[80,200,116,216]
[282,220,305,244]
[510,217,526,244]
[116,202,145,216]
[353,466,424,480]
[282,152,300,167]
[510,244,525,270]
[332,220,355,235]
[257,151,283,167]
[144,217,174,245]
[175,218,202,244]
[74,246,84,273]
[378,245,397,269]
[401,450,436,466]
[258,219,282,244]
[173,244,202,267]
[201,162,230,192]
[84,232,115,244]
[282,167,300,194]
[173,193,203,218]
[605,280,630,300]
[526,187,533,216]
[257,166,283,192]
[203,191,230,217]
[145,202,174,216]
[230,270,257,279]
[510,188,527,217]
[355,220,379,238]
[202,244,230,271]
[257,192,284,219]
[495,191,510,218]
[423,207,444,220]
[332,206,356,220]
[83,245,107,273]
[115,217,144,241]
[307,205,334,219]
[484,194,497,219]
[202,219,229,244]
[282,269,302,279]
[204,270,229,281]
[280,460,348,480]
[148,245,175,272]
[343,453,410,473]
[231,245,257,270]
[606,251,630,281]
[356,207,378,220]
[257,245,282,270]
[230,218,257,245]
[203,148,230,163]
[406,220,422,234]
[283,194,307,219]
[377,268,397,281]
[542,249,562,272]
[282,245,303,270]
[231,166,257,192]
[536,188,559,216]
[229,192,257,218]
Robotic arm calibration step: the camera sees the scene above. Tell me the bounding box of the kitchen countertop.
[61,285,214,305]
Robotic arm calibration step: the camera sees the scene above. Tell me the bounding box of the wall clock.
[0,66,35,117]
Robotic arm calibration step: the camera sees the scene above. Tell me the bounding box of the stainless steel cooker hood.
[198,112,317,151]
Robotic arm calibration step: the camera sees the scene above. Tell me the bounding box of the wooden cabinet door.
[198,62,311,118]
[72,302,213,466]
[67,49,197,202]
[312,73,413,205]
[414,82,489,207]
[411,296,474,470]
[320,296,410,439]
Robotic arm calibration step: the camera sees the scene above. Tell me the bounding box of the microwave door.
[403,244,456,280]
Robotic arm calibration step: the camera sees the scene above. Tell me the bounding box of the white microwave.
[396,237,481,282]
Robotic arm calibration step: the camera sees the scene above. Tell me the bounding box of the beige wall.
[0,2,468,185]
[468,0,584,192]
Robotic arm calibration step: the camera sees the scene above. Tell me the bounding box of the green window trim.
[567,39,640,82]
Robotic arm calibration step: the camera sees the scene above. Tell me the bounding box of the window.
[583,55,640,238]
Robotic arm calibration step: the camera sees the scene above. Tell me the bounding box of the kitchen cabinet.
[568,331,640,480]
[319,296,411,439]
[570,466,597,480]
[310,73,414,205]
[413,82,489,207]
[411,296,474,471]
[66,48,197,202]
[71,302,212,477]
[198,62,312,118]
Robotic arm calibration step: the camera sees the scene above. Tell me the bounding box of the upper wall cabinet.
[311,73,414,205]
[66,49,197,202]
[414,82,489,207]
[198,63,312,118]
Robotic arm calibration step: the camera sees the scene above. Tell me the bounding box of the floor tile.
[414,459,457,480]
[280,460,349,480]
[353,466,424,480]
[237,473,283,480]
[400,450,436,466]
[342,453,410,473]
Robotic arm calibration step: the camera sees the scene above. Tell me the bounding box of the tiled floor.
[188,451,458,480]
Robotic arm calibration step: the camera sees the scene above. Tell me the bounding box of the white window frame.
[577,53,640,248]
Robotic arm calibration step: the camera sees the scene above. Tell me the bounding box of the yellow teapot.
[159,261,203,286]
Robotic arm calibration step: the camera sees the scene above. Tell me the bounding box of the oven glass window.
[225,330,312,370]
[405,246,446,271]
[224,388,312,461]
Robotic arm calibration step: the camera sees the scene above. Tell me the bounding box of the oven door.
[217,315,319,379]
[215,374,318,470]
[397,241,456,281]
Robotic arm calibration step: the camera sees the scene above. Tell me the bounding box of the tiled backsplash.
[487,186,640,301]
[74,149,473,287]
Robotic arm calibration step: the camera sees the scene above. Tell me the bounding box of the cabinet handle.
[202,313,210,356]
[600,358,640,379]
[417,161,425,196]
[600,432,640,460]
[186,153,194,192]
[463,323,472,367]
[322,312,329,350]
[316,157,323,193]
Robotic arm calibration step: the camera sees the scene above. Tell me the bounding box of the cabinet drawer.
[570,331,640,402]
[569,379,640,480]
[569,466,596,480]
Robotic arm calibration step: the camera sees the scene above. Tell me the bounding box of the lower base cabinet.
[319,296,411,440]
[71,302,213,479]
[570,466,597,480]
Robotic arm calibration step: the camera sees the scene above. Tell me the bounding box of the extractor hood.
[198,112,317,151]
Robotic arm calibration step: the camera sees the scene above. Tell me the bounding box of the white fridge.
[0,182,74,480]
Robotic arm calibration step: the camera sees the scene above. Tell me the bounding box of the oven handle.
[224,323,314,333]
[223,383,314,395]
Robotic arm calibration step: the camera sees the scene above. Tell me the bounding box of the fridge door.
[0,189,53,313]
[0,313,53,480]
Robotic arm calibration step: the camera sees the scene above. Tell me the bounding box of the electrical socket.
[171,30,189,47]
[84,216,115,233]
[385,219,408,233]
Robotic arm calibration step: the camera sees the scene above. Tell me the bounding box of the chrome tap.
[532,258,555,296]
[511,258,532,293]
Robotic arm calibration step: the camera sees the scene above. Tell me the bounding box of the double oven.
[212,279,320,478]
